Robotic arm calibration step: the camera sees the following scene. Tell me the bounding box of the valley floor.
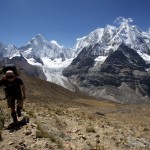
[0,98,150,150]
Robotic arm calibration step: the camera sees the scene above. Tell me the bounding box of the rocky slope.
[0,73,150,150]
[63,44,150,103]
[62,18,150,103]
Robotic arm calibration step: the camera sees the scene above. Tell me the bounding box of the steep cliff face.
[63,18,150,103]
[63,44,150,103]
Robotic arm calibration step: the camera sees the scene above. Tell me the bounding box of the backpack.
[2,64,19,76]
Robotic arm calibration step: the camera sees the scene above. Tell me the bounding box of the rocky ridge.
[63,44,150,103]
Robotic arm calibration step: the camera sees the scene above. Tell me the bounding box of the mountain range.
[0,17,150,103]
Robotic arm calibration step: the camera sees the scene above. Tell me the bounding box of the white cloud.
[114,17,134,25]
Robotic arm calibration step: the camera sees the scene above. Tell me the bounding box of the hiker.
[0,70,26,123]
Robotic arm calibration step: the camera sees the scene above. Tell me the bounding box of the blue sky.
[0,0,150,47]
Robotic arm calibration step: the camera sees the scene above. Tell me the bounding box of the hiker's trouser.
[7,96,23,109]
[7,95,23,122]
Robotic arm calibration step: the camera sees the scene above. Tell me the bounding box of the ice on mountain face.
[41,57,73,69]
[111,18,150,57]
[74,28,104,56]
[73,25,117,58]
[42,62,76,91]
[21,34,73,61]
[27,58,43,66]
[21,48,33,58]
[107,19,150,61]
[72,18,150,67]
[50,40,63,49]
[0,44,21,58]
[72,17,150,67]
[17,34,75,88]
[31,34,46,44]
[138,52,150,63]
[95,56,107,63]
[1,17,149,66]
[94,56,107,67]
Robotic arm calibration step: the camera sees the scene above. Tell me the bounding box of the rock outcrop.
[0,56,46,80]
[63,44,150,103]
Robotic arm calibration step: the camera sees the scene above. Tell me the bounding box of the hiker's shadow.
[5,117,29,132]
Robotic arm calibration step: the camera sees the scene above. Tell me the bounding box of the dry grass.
[35,120,63,149]
[20,73,79,104]
[0,72,149,149]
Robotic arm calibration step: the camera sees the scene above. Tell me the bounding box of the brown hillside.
[0,73,150,150]
[20,73,79,104]
[19,72,95,108]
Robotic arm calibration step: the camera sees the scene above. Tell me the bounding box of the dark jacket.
[0,77,24,97]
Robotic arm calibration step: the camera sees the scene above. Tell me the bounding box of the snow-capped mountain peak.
[0,42,20,58]
[27,34,48,47]
[33,34,45,41]
[20,34,71,60]
[74,28,104,56]
[72,18,150,65]
[0,17,150,95]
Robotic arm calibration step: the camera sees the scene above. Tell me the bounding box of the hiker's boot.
[11,112,18,123]
[17,106,22,117]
